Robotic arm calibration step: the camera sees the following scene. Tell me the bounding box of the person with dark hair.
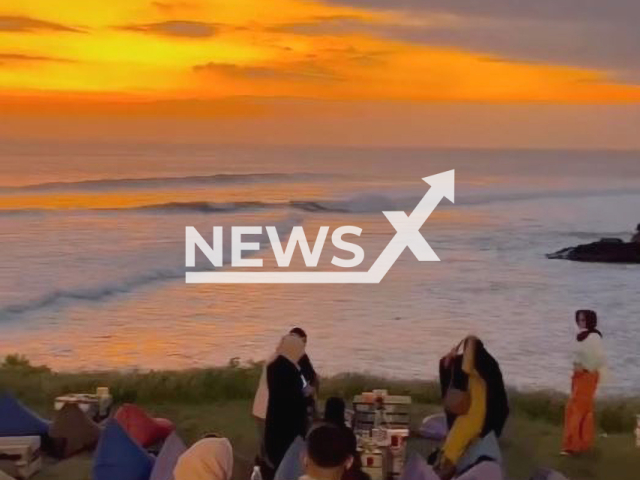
[290,328,320,391]
[302,424,354,480]
[290,327,320,422]
[323,398,370,480]
[265,334,309,474]
[631,224,640,243]
[323,398,347,427]
[561,310,606,455]
[436,336,508,479]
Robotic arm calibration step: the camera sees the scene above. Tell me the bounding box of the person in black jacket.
[265,334,308,473]
[290,327,320,421]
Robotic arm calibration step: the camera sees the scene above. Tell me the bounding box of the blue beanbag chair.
[0,395,50,437]
[274,436,306,480]
[93,419,154,480]
[399,453,439,480]
[150,432,187,480]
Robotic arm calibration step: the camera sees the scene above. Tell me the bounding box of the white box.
[0,436,42,479]
[54,393,113,421]
[360,449,386,480]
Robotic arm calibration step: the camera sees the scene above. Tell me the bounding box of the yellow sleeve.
[442,370,487,465]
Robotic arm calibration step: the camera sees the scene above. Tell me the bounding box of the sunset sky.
[2,0,640,148]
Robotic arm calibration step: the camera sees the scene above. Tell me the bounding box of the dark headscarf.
[576,310,602,342]
[439,338,509,438]
[324,397,346,427]
[321,398,369,480]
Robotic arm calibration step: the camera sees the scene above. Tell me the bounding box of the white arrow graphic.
[186,170,454,284]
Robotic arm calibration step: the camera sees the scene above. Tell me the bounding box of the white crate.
[353,393,411,432]
[54,392,112,421]
[0,436,42,480]
[360,449,386,480]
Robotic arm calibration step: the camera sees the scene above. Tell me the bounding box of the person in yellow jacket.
[436,336,508,480]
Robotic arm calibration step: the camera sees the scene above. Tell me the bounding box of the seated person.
[323,398,370,480]
[301,424,354,480]
[631,224,640,243]
[174,437,233,480]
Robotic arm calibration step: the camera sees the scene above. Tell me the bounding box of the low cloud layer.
[193,60,340,82]
[319,0,640,81]
[119,20,217,38]
[0,15,83,33]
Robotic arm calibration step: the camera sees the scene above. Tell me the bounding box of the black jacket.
[299,354,318,388]
[265,355,308,469]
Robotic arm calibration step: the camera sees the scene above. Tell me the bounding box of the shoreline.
[2,355,638,434]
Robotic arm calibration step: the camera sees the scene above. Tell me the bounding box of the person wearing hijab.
[254,329,318,438]
[264,334,308,473]
[562,310,606,455]
[174,437,233,480]
[436,336,508,480]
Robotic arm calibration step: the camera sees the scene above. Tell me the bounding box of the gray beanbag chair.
[150,432,187,480]
[418,414,448,441]
[457,432,502,474]
[274,436,306,480]
[400,453,439,480]
[455,461,502,480]
[529,468,569,480]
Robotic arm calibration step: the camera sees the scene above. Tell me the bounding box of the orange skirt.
[562,369,599,453]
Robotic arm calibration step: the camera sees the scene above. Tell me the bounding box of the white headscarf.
[278,334,306,366]
[174,438,234,480]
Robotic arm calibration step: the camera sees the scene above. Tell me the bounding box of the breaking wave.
[0,172,328,192]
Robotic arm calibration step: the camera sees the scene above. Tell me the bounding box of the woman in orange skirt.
[561,309,606,455]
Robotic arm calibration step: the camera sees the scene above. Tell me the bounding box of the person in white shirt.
[253,335,285,467]
[561,309,606,455]
[253,329,319,448]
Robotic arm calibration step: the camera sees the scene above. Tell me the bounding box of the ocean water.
[0,142,639,395]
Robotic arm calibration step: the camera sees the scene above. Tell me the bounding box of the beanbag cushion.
[418,413,448,441]
[400,453,439,480]
[274,436,305,480]
[456,461,502,480]
[115,404,175,448]
[150,432,187,480]
[49,403,101,458]
[529,468,570,480]
[456,432,501,474]
[92,419,154,480]
[0,395,49,437]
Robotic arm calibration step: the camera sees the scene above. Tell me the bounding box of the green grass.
[2,356,640,480]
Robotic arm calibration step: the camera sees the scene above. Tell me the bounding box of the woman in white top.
[561,309,605,455]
